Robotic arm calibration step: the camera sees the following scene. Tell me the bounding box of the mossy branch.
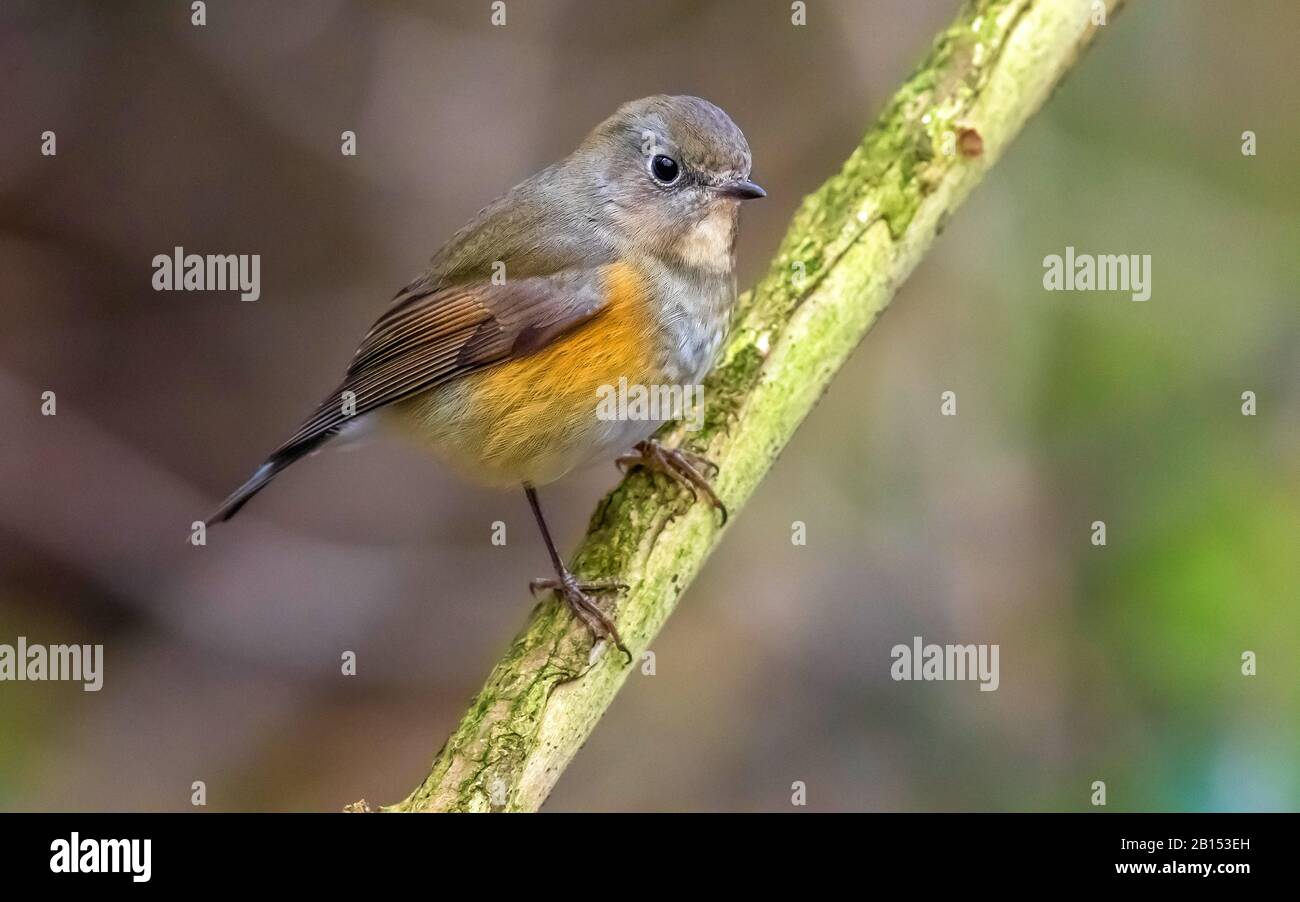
[371,0,1124,813]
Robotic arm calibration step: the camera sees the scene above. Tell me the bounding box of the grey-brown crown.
[592,94,753,183]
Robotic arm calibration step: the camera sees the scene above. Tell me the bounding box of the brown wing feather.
[274,270,609,456]
[208,269,611,523]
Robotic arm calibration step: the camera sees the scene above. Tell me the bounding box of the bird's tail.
[206,437,326,525]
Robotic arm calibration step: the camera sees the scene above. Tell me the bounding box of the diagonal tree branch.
[372,0,1125,813]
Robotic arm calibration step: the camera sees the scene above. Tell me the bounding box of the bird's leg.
[616,439,727,524]
[523,484,630,660]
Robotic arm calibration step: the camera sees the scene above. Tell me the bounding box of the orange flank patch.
[466,261,660,426]
[392,261,665,486]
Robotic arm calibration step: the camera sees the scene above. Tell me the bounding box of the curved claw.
[529,573,631,662]
[677,447,720,477]
[618,439,727,523]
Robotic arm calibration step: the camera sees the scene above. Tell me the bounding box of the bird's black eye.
[650,154,680,185]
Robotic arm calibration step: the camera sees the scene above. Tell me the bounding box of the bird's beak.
[718,178,767,200]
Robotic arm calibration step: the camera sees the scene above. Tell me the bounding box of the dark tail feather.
[206,437,325,525]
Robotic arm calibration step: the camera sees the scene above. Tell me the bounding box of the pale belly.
[388,372,662,489]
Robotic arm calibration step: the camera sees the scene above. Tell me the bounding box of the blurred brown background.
[1,0,1297,811]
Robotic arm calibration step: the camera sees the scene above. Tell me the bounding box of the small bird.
[208,95,764,654]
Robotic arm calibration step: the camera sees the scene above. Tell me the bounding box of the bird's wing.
[273,267,610,456]
[207,162,620,523]
[207,266,612,523]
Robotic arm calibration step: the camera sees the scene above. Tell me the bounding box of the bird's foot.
[530,572,630,661]
[617,439,727,524]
